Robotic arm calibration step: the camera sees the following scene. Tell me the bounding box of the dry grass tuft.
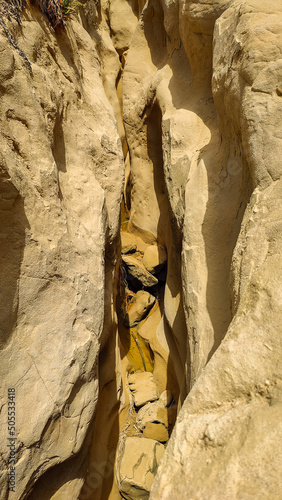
[0,0,27,25]
[0,0,89,73]
[36,0,64,29]
[0,0,32,72]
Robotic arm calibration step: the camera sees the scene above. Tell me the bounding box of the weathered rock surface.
[136,397,177,441]
[122,254,158,287]
[121,231,137,254]
[143,422,168,443]
[149,1,282,499]
[0,3,123,499]
[143,245,167,274]
[0,0,282,499]
[125,290,156,327]
[116,437,164,500]
[159,390,173,407]
[137,401,169,431]
[128,372,159,407]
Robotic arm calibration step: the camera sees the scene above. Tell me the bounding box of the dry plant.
[36,0,84,27]
[0,0,27,24]
[35,0,64,28]
[0,0,85,72]
[0,0,31,72]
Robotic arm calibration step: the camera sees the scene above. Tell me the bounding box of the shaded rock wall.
[150,1,282,498]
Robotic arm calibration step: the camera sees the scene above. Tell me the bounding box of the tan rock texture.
[148,1,282,498]
[136,401,169,431]
[143,245,167,274]
[0,0,282,499]
[116,437,164,500]
[122,254,159,287]
[142,422,168,443]
[125,290,156,327]
[121,232,137,254]
[0,2,123,499]
[128,371,159,407]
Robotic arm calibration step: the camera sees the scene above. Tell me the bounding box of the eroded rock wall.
[150,1,282,498]
[0,0,281,499]
[0,2,123,499]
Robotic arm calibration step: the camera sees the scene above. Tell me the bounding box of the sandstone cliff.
[0,0,281,499]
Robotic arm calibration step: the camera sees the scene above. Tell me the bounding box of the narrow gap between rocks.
[115,197,179,500]
[80,4,183,498]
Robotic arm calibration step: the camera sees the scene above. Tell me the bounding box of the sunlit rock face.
[0,0,281,499]
[149,1,282,498]
[0,2,123,498]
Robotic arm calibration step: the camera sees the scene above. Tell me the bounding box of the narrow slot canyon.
[79,3,190,497]
[80,1,247,497]
[80,28,187,499]
[0,1,281,500]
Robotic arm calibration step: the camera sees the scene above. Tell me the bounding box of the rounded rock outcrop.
[143,245,167,274]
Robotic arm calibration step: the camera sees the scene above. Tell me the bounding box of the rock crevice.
[0,1,281,499]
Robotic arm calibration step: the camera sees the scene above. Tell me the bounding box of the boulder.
[116,437,164,499]
[125,290,156,327]
[136,398,177,438]
[143,245,167,274]
[122,254,158,287]
[143,422,169,443]
[121,232,137,254]
[159,390,173,407]
[136,401,168,430]
[128,371,159,407]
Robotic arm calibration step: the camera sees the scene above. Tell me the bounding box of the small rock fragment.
[136,401,168,430]
[121,232,137,254]
[143,245,167,274]
[136,398,177,433]
[159,390,173,407]
[128,371,159,407]
[122,254,158,287]
[143,422,169,443]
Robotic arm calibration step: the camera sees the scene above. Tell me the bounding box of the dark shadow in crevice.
[146,101,188,404]
[52,109,66,173]
[79,241,120,500]
[0,169,30,349]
